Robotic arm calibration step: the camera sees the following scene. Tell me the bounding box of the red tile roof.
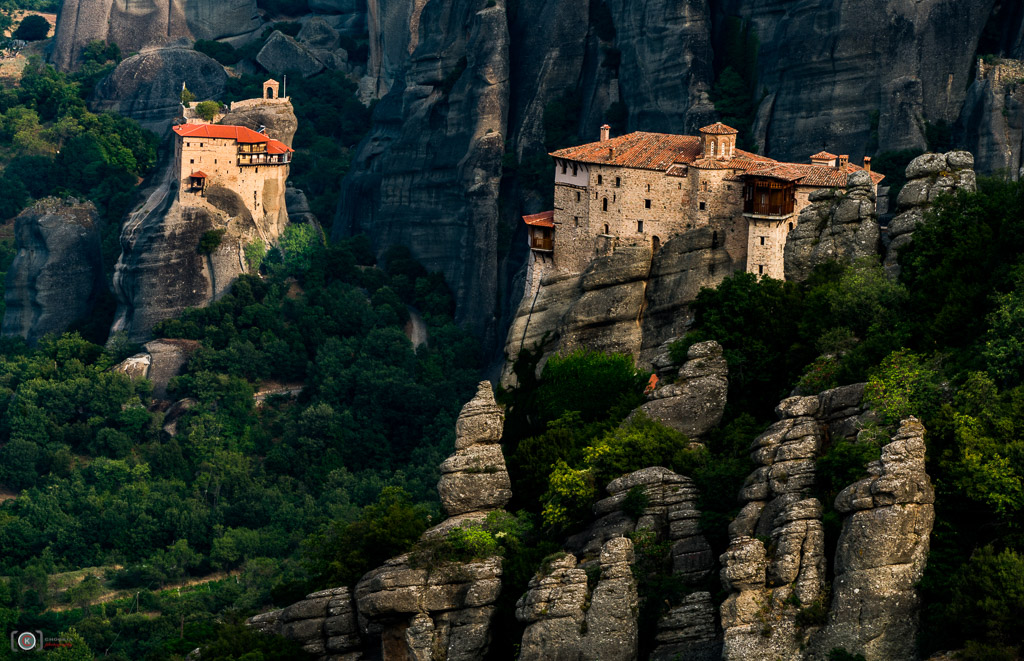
[173,123,272,144]
[810,151,838,160]
[267,139,294,154]
[699,122,739,135]
[551,132,703,170]
[743,162,885,188]
[522,210,555,228]
[190,171,208,178]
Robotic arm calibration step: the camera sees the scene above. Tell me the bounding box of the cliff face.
[52,0,262,71]
[333,0,509,340]
[2,198,105,346]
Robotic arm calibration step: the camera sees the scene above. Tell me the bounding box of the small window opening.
[576,191,581,202]
[574,216,580,227]
[760,236,765,246]
[561,163,567,174]
[644,199,652,209]
[604,223,610,234]
[758,265,764,275]
[597,174,603,184]
[699,201,706,210]
[615,176,621,187]
[572,163,578,176]
[637,220,644,233]
[646,183,651,192]
[602,198,608,211]
[190,159,194,164]
[788,222,794,231]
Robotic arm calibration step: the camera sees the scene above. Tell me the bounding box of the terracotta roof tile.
[189,171,208,178]
[267,139,294,154]
[810,151,838,160]
[173,123,271,144]
[743,162,885,188]
[699,122,739,135]
[550,132,703,170]
[522,210,554,227]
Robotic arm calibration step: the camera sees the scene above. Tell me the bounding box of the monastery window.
[604,223,609,234]
[678,183,682,189]
[603,197,608,211]
[699,202,706,210]
[187,142,190,147]
[572,163,578,176]
[616,177,621,187]
[710,142,716,156]
[576,191,581,201]
[701,181,708,192]
[760,236,765,245]
[758,265,764,275]
[190,159,194,164]
[613,193,616,202]
[646,183,650,192]
[789,222,794,231]
[574,216,579,227]
[597,174,603,185]
[644,199,651,209]
[637,220,643,233]
[200,143,204,148]
[726,185,732,191]
[561,162,567,174]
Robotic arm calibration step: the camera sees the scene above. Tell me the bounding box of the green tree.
[13,13,49,40]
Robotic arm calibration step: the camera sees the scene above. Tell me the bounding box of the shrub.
[181,85,195,107]
[622,485,649,520]
[244,238,266,272]
[863,349,943,425]
[194,39,240,66]
[14,14,50,41]
[536,349,646,424]
[194,100,221,122]
[198,229,225,255]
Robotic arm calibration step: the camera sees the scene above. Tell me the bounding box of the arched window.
[602,197,608,211]
[710,142,716,156]
[267,87,274,99]
[604,223,610,234]
[788,222,794,231]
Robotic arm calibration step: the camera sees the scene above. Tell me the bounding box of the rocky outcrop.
[286,185,319,225]
[810,417,935,660]
[248,381,510,660]
[651,591,720,661]
[53,0,262,71]
[502,228,733,386]
[334,1,508,344]
[883,150,977,278]
[516,537,638,661]
[784,171,880,282]
[220,101,298,148]
[112,338,201,400]
[958,58,1024,179]
[257,31,327,78]
[437,382,511,518]
[247,587,362,659]
[90,47,228,135]
[111,106,294,341]
[2,198,104,346]
[636,340,728,438]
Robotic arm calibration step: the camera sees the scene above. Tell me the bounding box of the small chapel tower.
[699,122,738,160]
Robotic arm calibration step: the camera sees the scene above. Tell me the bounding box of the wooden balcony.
[744,179,795,217]
[238,153,291,166]
[530,234,553,252]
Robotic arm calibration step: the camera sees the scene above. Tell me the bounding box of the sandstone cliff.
[2,198,105,346]
[958,58,1024,178]
[502,226,731,385]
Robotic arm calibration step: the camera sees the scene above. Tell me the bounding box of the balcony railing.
[530,235,553,252]
[238,154,291,166]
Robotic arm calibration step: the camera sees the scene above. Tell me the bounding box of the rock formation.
[784,170,880,282]
[112,338,201,400]
[52,0,262,71]
[637,340,728,438]
[958,57,1024,178]
[503,227,732,386]
[252,382,510,660]
[810,417,935,660]
[516,537,639,661]
[247,587,362,659]
[257,31,327,78]
[90,47,228,135]
[334,0,508,343]
[2,198,104,346]
[883,150,977,278]
[110,102,295,342]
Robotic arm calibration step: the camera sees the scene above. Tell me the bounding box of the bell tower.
[699,122,739,159]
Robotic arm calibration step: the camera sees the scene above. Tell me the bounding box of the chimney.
[838,154,849,168]
[600,124,611,142]
[863,156,871,172]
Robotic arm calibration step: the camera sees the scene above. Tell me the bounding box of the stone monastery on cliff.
[172,79,294,226]
[524,122,884,279]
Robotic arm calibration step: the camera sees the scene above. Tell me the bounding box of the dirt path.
[47,570,241,612]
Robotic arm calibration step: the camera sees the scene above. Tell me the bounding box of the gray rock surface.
[958,58,1024,179]
[502,228,734,387]
[636,340,728,438]
[883,150,977,278]
[247,587,362,659]
[810,417,935,660]
[438,382,511,516]
[53,0,262,71]
[220,101,299,148]
[651,591,721,661]
[784,170,880,282]
[2,198,104,346]
[517,537,638,661]
[257,31,326,78]
[90,47,228,135]
[334,2,508,345]
[112,339,202,400]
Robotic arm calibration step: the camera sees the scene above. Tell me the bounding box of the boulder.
[297,17,341,50]
[636,340,728,437]
[257,31,326,78]
[113,339,202,400]
[91,47,228,135]
[2,198,104,345]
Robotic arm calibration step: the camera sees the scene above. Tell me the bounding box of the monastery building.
[524,122,884,279]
